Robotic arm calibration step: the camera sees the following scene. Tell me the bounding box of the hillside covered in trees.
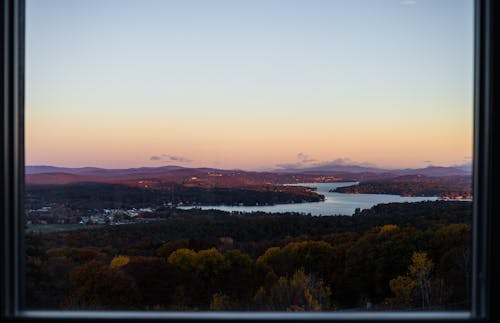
[26,201,472,311]
[332,175,472,199]
[26,182,324,209]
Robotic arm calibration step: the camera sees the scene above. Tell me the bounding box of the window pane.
[25,0,474,312]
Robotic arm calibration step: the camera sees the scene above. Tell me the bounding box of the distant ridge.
[274,164,384,174]
[391,166,470,177]
[25,165,187,175]
[26,164,471,177]
[273,164,470,177]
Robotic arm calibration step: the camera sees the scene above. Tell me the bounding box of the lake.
[178,182,439,216]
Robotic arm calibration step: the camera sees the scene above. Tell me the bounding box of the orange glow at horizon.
[26,101,473,170]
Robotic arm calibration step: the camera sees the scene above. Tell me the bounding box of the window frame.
[1,0,496,320]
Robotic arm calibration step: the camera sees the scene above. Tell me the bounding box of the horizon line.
[24,162,472,173]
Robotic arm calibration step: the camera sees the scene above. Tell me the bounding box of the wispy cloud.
[400,0,416,5]
[275,162,303,169]
[314,158,377,168]
[164,154,192,163]
[316,157,354,166]
[276,155,378,170]
[297,152,316,164]
[449,161,472,173]
[149,154,192,163]
[275,152,317,169]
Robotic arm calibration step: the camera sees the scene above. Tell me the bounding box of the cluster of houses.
[25,204,162,226]
[26,205,79,225]
[79,207,154,225]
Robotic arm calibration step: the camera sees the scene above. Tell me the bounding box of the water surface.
[178,182,439,216]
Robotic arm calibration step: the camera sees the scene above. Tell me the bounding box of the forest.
[26,200,472,311]
[333,177,472,199]
[25,182,324,209]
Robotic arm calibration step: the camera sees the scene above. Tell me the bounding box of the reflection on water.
[178,182,439,216]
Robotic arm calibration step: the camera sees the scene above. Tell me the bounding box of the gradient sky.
[26,0,474,170]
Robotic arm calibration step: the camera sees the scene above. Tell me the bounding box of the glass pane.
[25,0,474,312]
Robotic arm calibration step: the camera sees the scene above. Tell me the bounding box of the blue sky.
[26,0,474,169]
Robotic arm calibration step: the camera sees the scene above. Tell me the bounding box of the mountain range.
[273,163,470,176]
[25,164,471,188]
[27,164,471,177]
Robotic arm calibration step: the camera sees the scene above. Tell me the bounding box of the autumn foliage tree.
[388,275,416,307]
[388,251,434,309]
[66,260,142,309]
[253,269,331,311]
[409,251,433,308]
